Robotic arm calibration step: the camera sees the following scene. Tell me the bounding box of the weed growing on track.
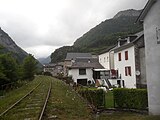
[44,78,92,120]
[0,76,44,114]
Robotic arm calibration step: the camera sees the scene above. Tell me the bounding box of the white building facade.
[99,52,110,70]
[114,46,136,88]
[65,54,104,86]
[99,48,115,70]
[68,68,94,85]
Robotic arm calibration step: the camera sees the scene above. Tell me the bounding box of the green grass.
[0,76,44,114]
[0,76,92,120]
[2,77,160,120]
[1,76,51,120]
[101,91,160,120]
[105,91,114,108]
[44,78,92,120]
[98,112,160,120]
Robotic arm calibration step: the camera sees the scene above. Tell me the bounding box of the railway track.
[0,77,52,120]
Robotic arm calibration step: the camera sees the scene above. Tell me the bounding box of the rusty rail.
[39,80,52,120]
[0,81,42,117]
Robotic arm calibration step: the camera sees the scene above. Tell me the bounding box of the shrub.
[43,71,52,76]
[113,88,148,109]
[56,76,73,84]
[78,88,105,108]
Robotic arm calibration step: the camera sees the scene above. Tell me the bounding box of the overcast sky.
[0,0,148,58]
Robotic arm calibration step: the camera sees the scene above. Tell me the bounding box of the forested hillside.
[51,9,143,63]
[0,27,28,63]
[0,28,42,86]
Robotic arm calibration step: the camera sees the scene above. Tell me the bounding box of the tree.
[0,63,9,86]
[0,54,18,86]
[22,54,38,80]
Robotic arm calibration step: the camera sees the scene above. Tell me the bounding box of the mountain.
[113,9,141,19]
[51,9,143,63]
[38,56,51,64]
[0,27,28,63]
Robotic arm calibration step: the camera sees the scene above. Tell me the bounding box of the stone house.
[43,62,63,76]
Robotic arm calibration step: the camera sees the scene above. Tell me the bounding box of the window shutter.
[125,66,131,76]
[125,51,128,60]
[118,53,121,61]
[128,67,131,76]
[125,67,127,76]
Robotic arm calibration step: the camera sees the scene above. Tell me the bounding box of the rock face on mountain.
[51,9,143,63]
[113,9,141,19]
[0,27,28,62]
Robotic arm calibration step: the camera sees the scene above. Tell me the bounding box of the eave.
[136,0,157,23]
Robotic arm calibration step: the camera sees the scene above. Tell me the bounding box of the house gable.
[136,0,157,23]
[65,53,92,60]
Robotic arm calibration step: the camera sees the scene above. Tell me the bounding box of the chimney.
[71,58,75,65]
[88,59,91,63]
[127,37,130,43]
[117,37,121,47]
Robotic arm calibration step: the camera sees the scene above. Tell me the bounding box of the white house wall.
[114,46,136,88]
[99,52,110,70]
[110,51,115,69]
[143,0,160,115]
[68,68,93,83]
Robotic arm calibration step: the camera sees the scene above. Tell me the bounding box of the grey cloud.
[0,0,148,58]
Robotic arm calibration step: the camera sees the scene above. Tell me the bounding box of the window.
[156,27,160,44]
[118,53,121,61]
[79,68,86,75]
[125,51,128,60]
[111,69,118,79]
[104,57,106,62]
[125,66,131,76]
[107,57,109,62]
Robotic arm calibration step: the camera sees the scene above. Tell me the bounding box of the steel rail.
[0,81,42,117]
[38,80,52,120]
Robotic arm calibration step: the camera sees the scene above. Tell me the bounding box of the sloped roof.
[114,31,144,53]
[136,0,157,23]
[69,62,104,69]
[75,57,98,63]
[44,62,63,68]
[65,53,92,60]
[68,58,104,69]
[99,45,116,55]
[43,63,56,68]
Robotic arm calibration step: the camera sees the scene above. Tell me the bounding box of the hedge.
[78,88,105,108]
[113,88,148,109]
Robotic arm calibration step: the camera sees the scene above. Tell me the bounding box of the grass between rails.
[0,76,44,114]
[1,76,51,120]
[44,78,92,120]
